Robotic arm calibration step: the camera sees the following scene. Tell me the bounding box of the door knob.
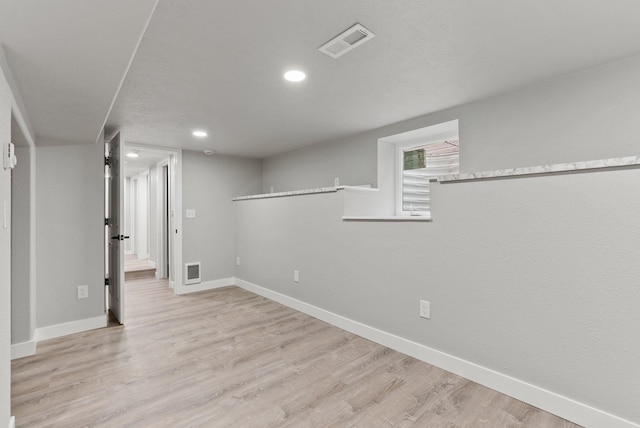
[110,235,130,241]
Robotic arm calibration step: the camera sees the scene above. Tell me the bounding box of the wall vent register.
[184,262,201,285]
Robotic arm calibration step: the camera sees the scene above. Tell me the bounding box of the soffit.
[0,0,158,145]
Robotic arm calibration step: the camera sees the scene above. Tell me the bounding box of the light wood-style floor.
[12,278,581,427]
[124,254,156,280]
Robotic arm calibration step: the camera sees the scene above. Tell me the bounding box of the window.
[378,120,459,217]
[398,140,459,216]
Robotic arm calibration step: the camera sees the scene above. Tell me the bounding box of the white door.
[107,132,126,324]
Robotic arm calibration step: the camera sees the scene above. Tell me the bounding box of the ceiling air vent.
[319,23,375,59]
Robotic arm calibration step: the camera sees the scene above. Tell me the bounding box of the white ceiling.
[124,148,170,178]
[2,1,640,158]
[0,0,158,145]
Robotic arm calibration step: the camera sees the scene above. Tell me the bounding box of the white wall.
[11,145,34,344]
[0,57,13,428]
[123,177,133,254]
[263,54,640,191]
[148,164,157,265]
[134,172,148,259]
[36,143,104,328]
[182,151,261,283]
[237,54,640,426]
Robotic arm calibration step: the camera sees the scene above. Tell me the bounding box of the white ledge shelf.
[232,186,340,201]
[342,216,432,222]
[435,156,640,183]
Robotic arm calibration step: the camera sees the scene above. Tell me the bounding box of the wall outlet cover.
[77,285,89,299]
[419,300,430,319]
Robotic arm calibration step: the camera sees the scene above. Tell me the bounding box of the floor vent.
[184,262,201,285]
[318,23,375,59]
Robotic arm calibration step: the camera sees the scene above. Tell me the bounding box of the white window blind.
[402,140,459,215]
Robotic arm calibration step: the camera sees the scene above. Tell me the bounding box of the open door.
[106,131,126,324]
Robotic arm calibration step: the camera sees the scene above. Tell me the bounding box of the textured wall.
[182,151,261,283]
[235,168,640,424]
[11,145,33,344]
[263,54,640,191]
[36,143,104,328]
[0,60,13,428]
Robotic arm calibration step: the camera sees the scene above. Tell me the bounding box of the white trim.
[149,261,156,268]
[155,157,170,279]
[176,278,234,295]
[11,340,36,360]
[34,315,107,342]
[234,278,639,428]
[8,416,15,428]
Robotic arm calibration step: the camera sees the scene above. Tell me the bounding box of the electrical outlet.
[293,270,299,283]
[77,285,89,299]
[186,209,196,218]
[334,177,340,187]
[236,256,240,266]
[419,300,430,319]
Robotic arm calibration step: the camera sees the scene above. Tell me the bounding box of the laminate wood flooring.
[124,255,155,280]
[12,278,581,427]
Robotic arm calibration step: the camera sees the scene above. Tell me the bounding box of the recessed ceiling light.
[126,152,139,158]
[284,70,306,82]
[192,130,208,137]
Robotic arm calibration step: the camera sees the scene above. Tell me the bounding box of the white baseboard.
[177,277,234,294]
[8,416,15,428]
[11,340,36,360]
[234,278,638,428]
[34,314,107,342]
[136,253,149,260]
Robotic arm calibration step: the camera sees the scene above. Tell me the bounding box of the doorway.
[104,138,183,325]
[122,144,182,290]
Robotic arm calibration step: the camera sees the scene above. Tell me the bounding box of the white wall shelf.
[342,216,431,222]
[232,186,339,201]
[435,156,640,183]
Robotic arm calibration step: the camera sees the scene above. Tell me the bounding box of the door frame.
[156,159,170,280]
[125,143,183,292]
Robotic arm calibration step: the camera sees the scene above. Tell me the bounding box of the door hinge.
[105,218,109,226]
[105,278,109,286]
[104,156,111,166]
